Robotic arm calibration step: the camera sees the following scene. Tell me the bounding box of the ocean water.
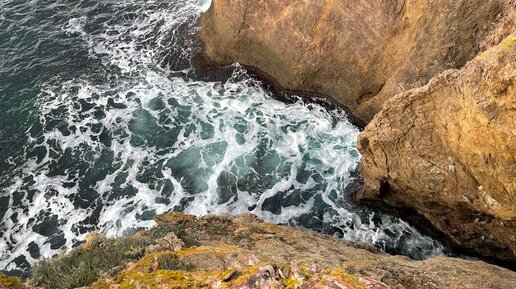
[0,0,444,274]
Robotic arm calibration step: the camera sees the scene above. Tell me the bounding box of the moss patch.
[0,273,22,288]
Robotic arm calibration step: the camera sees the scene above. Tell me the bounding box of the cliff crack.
[296,0,334,83]
[236,0,251,36]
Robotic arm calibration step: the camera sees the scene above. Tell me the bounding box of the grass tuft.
[157,254,193,271]
[30,222,199,289]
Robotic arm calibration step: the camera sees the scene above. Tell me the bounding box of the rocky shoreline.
[199,0,516,266]
[357,33,516,265]
[2,1,515,288]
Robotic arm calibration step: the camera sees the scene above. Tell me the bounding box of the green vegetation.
[29,222,198,289]
[30,236,150,289]
[26,213,371,289]
[207,223,228,235]
[157,254,193,271]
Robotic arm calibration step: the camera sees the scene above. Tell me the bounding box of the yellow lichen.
[116,270,191,289]
[341,258,374,266]
[329,269,368,289]
[28,211,387,289]
[226,263,270,286]
[97,268,231,289]
[499,33,516,51]
[478,32,516,60]
[283,276,302,289]
[89,278,113,289]
[175,245,243,257]
[83,249,372,289]
[0,273,22,288]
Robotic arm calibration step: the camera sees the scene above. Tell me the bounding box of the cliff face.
[200,0,516,263]
[200,0,505,123]
[357,34,516,262]
[6,212,516,289]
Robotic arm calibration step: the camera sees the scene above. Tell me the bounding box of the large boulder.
[200,0,506,123]
[357,33,516,262]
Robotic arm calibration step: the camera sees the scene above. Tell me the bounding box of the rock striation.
[357,33,516,262]
[12,212,516,289]
[200,0,507,123]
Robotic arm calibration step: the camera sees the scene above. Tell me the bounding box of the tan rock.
[146,232,185,253]
[110,212,516,288]
[26,212,516,289]
[357,33,516,262]
[200,0,510,123]
[162,232,184,251]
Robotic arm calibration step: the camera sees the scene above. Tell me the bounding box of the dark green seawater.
[0,0,444,274]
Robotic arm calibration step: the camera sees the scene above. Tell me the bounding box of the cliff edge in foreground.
[3,212,516,289]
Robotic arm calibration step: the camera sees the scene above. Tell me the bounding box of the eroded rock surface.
[26,212,516,289]
[357,34,516,262]
[200,0,510,123]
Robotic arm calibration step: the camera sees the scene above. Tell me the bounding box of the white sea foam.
[0,0,443,272]
[199,0,212,12]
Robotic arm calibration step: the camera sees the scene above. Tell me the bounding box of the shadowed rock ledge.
[3,212,516,289]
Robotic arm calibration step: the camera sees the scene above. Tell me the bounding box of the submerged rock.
[200,0,508,123]
[27,212,516,289]
[357,33,516,262]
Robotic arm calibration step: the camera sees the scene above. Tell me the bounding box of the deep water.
[0,0,444,274]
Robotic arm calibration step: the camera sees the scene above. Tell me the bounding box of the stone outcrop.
[22,212,516,289]
[357,33,516,262]
[200,0,508,123]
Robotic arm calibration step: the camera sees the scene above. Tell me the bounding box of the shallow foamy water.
[0,0,444,274]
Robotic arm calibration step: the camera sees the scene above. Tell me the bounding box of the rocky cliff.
[199,0,516,264]
[200,0,507,123]
[357,33,516,263]
[3,212,516,289]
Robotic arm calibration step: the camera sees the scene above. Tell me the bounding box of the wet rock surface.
[23,212,516,289]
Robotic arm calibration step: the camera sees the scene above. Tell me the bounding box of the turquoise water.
[0,0,443,274]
